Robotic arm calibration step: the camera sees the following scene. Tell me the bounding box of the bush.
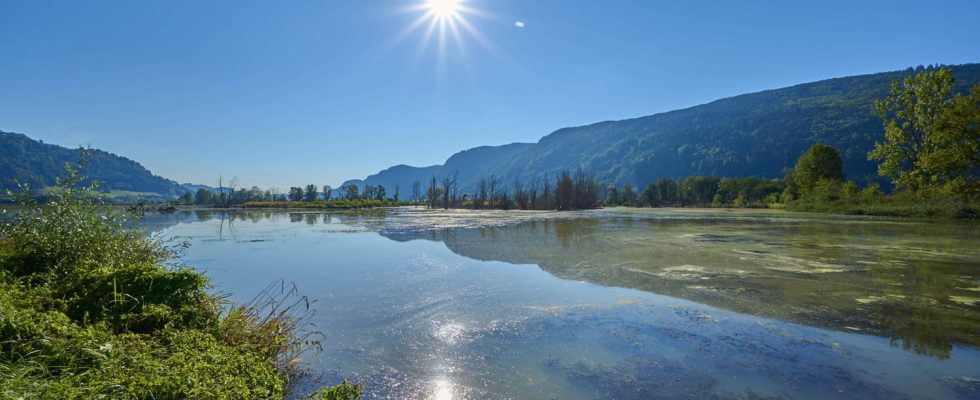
[0,158,359,399]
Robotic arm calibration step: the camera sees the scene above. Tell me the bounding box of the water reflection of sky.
[147,209,980,399]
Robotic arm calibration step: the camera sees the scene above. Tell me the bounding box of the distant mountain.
[340,143,534,195]
[344,64,980,194]
[0,130,187,199]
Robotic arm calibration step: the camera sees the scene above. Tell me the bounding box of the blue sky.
[2,0,978,188]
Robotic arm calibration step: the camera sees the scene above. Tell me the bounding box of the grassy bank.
[782,191,978,219]
[0,166,361,398]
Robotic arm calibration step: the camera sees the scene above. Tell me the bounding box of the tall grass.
[0,158,361,399]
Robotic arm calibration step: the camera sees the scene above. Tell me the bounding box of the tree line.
[415,169,602,211]
[180,67,976,216]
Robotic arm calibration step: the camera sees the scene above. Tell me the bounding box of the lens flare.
[427,0,459,19]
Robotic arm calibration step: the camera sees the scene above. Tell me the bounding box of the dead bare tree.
[514,179,529,210]
[225,176,239,207]
[412,180,422,207]
[476,176,488,209]
[488,175,499,208]
[541,173,554,210]
[529,177,539,210]
[449,170,459,208]
[426,175,441,209]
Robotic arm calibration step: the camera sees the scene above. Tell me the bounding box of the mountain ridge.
[343,64,980,194]
[0,130,189,200]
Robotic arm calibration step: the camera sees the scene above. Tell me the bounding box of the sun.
[427,0,459,20]
[386,0,502,74]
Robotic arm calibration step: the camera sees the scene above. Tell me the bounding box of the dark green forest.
[0,131,185,199]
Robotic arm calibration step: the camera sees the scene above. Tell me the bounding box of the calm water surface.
[144,208,980,399]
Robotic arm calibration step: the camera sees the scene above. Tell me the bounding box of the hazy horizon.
[2,0,979,188]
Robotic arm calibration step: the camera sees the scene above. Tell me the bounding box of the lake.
[143,208,980,399]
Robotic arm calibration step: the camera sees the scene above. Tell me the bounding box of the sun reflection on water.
[435,321,467,344]
[431,378,454,400]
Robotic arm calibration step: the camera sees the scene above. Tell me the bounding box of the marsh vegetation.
[0,164,362,399]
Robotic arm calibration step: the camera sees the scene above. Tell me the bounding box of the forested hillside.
[0,130,185,198]
[340,143,533,195]
[345,64,980,194]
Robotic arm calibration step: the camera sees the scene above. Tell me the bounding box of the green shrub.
[0,157,357,398]
[308,379,365,400]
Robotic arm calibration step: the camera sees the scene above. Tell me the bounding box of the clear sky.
[2,0,978,188]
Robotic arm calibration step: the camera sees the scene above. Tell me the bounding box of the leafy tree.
[288,187,304,202]
[304,184,318,202]
[343,184,359,200]
[606,185,620,205]
[921,85,980,198]
[641,183,659,206]
[655,178,680,206]
[795,143,845,194]
[362,185,377,201]
[194,188,213,205]
[681,176,720,206]
[621,184,638,206]
[869,68,954,190]
[322,185,332,200]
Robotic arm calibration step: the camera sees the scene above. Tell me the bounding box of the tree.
[606,185,620,205]
[681,176,719,206]
[795,143,845,195]
[412,180,422,205]
[572,170,601,209]
[288,187,304,202]
[540,174,554,210]
[393,185,400,202]
[555,171,574,210]
[641,183,659,207]
[475,177,488,209]
[449,170,459,207]
[487,175,499,209]
[322,185,332,201]
[194,188,213,205]
[426,175,442,208]
[513,179,529,209]
[529,177,540,210]
[343,184,359,200]
[921,85,980,198]
[869,67,954,190]
[654,178,679,206]
[440,177,451,209]
[304,184,318,202]
[621,184,638,207]
[223,176,238,207]
[362,185,377,201]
